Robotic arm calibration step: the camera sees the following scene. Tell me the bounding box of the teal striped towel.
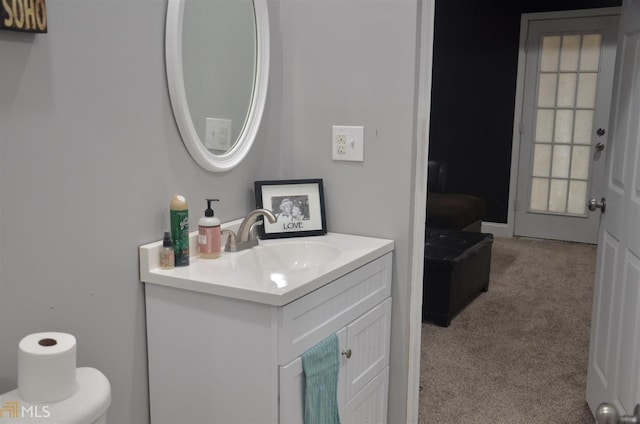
[301,333,341,424]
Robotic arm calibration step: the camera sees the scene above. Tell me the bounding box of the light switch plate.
[332,125,364,162]
[205,118,233,151]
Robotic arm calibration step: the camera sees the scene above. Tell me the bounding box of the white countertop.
[139,232,394,306]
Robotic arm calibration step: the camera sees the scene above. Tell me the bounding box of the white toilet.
[0,367,111,423]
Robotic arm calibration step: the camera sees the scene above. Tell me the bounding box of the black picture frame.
[254,179,327,239]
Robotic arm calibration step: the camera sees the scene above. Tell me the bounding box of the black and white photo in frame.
[254,179,327,239]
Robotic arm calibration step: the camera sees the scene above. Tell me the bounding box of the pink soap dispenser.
[198,199,221,259]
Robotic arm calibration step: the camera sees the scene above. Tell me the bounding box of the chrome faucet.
[223,208,277,252]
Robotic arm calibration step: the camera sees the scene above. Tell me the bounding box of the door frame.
[505,7,621,238]
[407,0,435,421]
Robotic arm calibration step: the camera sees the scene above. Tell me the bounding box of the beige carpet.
[419,236,598,424]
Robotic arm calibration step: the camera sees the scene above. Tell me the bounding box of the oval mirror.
[166,0,269,172]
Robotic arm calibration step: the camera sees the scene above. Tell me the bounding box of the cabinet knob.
[341,349,352,359]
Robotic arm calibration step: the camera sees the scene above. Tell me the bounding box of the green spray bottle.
[170,194,189,267]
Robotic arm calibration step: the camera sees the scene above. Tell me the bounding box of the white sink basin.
[236,241,341,272]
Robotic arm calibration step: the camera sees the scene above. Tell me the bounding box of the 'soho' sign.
[1,0,47,33]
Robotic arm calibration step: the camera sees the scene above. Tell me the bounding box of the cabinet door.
[279,329,347,423]
[278,298,391,423]
[344,367,389,424]
[345,298,391,400]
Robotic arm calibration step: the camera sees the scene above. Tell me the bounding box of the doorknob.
[596,402,640,424]
[596,142,606,151]
[588,197,607,213]
[597,128,606,136]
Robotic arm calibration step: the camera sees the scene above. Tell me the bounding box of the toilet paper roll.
[18,332,78,403]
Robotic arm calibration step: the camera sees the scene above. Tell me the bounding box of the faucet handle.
[221,229,238,252]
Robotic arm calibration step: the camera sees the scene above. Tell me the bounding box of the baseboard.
[481,222,510,238]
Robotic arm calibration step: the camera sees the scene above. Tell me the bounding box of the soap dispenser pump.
[198,198,221,259]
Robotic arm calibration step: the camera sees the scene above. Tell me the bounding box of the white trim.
[165,0,270,173]
[507,7,621,238]
[407,0,434,422]
[519,7,621,22]
[506,10,528,238]
[481,222,510,238]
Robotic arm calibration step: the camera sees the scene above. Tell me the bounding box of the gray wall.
[279,1,419,422]
[0,0,421,423]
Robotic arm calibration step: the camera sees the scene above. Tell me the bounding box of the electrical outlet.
[335,132,347,155]
[205,118,233,151]
[332,125,364,162]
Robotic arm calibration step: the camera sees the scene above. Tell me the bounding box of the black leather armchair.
[426,161,487,232]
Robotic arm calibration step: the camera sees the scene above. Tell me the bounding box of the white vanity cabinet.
[143,252,392,424]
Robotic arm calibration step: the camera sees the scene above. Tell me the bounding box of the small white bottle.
[198,199,221,259]
[160,231,175,269]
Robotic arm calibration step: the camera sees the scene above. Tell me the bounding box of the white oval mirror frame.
[165,0,270,172]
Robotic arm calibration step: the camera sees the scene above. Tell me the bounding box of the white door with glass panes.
[514,14,619,243]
